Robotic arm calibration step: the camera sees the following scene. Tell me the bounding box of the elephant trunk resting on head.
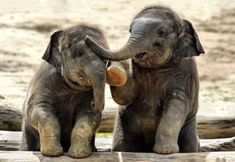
[20,25,123,158]
[85,5,205,153]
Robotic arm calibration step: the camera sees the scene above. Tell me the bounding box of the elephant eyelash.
[76,50,84,57]
[158,30,166,37]
[158,28,168,38]
[153,42,161,47]
[71,49,83,59]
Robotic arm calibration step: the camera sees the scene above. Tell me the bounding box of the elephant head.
[42,26,107,112]
[85,6,205,68]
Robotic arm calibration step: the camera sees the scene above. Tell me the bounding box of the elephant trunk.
[85,31,145,61]
[85,62,106,112]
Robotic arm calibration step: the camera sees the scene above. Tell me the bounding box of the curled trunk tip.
[84,34,142,61]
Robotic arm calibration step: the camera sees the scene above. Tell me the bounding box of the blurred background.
[0,0,234,135]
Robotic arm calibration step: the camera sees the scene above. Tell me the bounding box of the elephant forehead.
[59,33,84,48]
[132,17,171,26]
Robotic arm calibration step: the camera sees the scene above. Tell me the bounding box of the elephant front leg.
[68,113,101,158]
[153,98,187,154]
[31,108,63,156]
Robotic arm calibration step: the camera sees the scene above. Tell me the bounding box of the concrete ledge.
[0,151,235,162]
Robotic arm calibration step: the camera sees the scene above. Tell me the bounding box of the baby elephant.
[21,25,110,158]
[85,6,205,153]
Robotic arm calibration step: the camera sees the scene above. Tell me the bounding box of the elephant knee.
[31,109,59,136]
[72,119,95,143]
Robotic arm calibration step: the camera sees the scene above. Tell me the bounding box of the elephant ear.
[173,19,205,62]
[42,30,63,71]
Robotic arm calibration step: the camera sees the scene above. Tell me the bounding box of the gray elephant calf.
[85,6,205,153]
[21,25,110,158]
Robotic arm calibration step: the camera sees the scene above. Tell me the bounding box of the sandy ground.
[0,0,235,118]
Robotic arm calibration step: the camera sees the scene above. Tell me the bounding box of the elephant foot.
[153,141,179,154]
[106,63,127,86]
[68,141,92,158]
[40,142,63,157]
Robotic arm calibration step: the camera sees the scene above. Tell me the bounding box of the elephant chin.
[61,66,91,91]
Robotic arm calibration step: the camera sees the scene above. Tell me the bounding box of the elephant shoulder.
[29,61,63,93]
[178,58,198,76]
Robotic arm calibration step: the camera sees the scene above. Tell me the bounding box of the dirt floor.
[0,0,235,118]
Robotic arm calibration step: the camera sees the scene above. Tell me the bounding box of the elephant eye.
[158,29,167,38]
[76,50,84,57]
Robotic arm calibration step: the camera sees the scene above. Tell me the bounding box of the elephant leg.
[21,125,39,151]
[153,99,187,154]
[106,61,127,86]
[113,133,148,152]
[91,135,97,152]
[112,116,148,152]
[68,112,101,158]
[178,117,199,152]
[31,108,63,156]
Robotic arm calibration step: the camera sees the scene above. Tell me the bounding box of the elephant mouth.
[61,66,91,91]
[135,49,161,61]
[135,51,155,61]
[136,52,147,59]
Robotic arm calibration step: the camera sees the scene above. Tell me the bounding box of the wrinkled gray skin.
[85,6,205,153]
[21,25,108,158]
